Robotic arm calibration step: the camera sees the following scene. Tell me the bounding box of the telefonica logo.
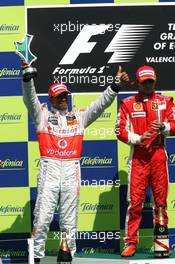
[99,112,111,119]
[82,247,115,254]
[0,24,19,31]
[0,113,22,123]
[168,154,175,165]
[80,156,112,167]
[171,200,175,208]
[0,205,24,214]
[35,159,40,168]
[0,68,20,78]
[80,203,113,212]
[0,249,25,257]
[143,202,153,208]
[171,244,175,250]
[0,159,23,169]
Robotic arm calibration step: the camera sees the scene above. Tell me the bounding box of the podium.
[40,252,175,264]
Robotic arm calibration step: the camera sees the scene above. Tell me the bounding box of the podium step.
[40,254,175,264]
[74,258,130,263]
[40,257,129,263]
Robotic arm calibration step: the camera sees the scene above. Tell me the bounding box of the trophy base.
[57,250,72,264]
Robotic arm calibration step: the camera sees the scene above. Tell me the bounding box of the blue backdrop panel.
[0,52,22,96]
[166,137,175,183]
[0,142,28,187]
[0,53,21,80]
[169,228,175,251]
[0,52,21,96]
[160,0,175,2]
[0,233,29,263]
[0,0,24,6]
[81,140,118,184]
[0,79,22,96]
[71,0,113,3]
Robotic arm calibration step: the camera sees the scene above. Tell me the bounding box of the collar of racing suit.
[51,106,68,116]
[136,91,156,102]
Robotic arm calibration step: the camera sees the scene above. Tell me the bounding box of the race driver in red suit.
[116,65,175,257]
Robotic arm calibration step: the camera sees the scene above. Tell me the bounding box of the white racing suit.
[22,79,117,259]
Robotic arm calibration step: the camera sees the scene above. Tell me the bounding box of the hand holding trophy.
[15,34,37,82]
[22,63,37,82]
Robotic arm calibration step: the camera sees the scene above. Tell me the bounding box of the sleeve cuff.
[110,82,121,93]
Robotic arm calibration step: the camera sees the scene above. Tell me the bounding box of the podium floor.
[40,252,175,264]
[41,257,129,263]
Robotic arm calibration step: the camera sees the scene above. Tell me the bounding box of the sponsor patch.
[133,102,143,111]
[66,114,77,125]
[158,100,166,110]
[131,112,146,118]
[48,115,58,125]
[151,100,166,110]
[151,102,158,110]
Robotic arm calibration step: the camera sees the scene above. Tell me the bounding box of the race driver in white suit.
[22,61,129,262]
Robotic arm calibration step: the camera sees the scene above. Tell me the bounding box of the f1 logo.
[59,24,153,65]
[59,25,110,65]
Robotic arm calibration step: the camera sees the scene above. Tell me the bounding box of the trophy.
[57,231,72,264]
[154,206,170,258]
[15,34,37,82]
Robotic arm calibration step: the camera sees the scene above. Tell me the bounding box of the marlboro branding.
[154,206,170,258]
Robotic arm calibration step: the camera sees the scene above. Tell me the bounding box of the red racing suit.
[116,91,175,245]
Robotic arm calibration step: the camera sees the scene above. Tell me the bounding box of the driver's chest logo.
[66,114,77,125]
[58,139,67,149]
[133,102,143,111]
[151,102,159,110]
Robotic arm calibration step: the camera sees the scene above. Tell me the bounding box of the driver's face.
[49,92,68,110]
[138,79,156,96]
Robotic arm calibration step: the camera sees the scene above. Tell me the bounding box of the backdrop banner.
[27,5,175,93]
